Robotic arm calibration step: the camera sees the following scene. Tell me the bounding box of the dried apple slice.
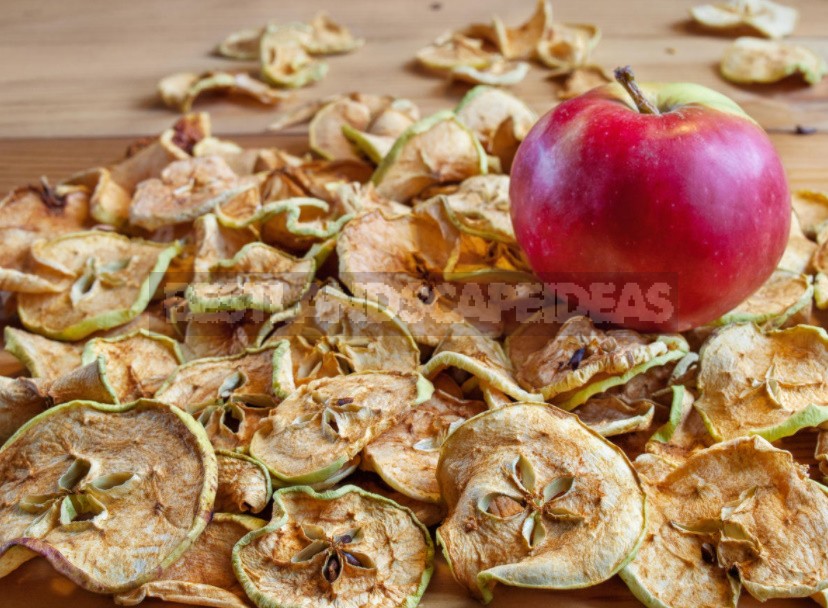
[233,485,432,608]
[114,513,266,608]
[215,451,272,515]
[556,65,612,99]
[158,71,288,112]
[694,323,828,441]
[621,436,828,605]
[437,403,646,601]
[455,87,536,160]
[186,242,315,314]
[690,0,798,39]
[416,33,496,71]
[645,385,714,463]
[371,111,488,203]
[779,211,817,273]
[217,27,262,60]
[721,36,827,85]
[451,60,530,86]
[81,330,183,403]
[304,11,364,54]
[17,231,181,341]
[260,26,328,89]
[184,311,268,359]
[266,284,420,384]
[715,268,813,328]
[309,96,374,161]
[192,212,257,275]
[362,384,485,503]
[575,395,656,437]
[249,371,432,485]
[0,399,216,593]
[3,327,82,381]
[0,377,48,444]
[155,342,294,409]
[536,23,602,75]
[492,0,553,60]
[792,189,828,238]
[351,476,447,527]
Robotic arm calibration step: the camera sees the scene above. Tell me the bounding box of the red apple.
[510,67,790,332]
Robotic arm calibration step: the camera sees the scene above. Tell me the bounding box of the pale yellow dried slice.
[437,403,646,601]
[3,327,82,381]
[451,60,530,86]
[155,341,294,409]
[779,211,817,273]
[191,402,271,452]
[249,371,432,485]
[454,86,536,156]
[362,385,485,503]
[217,27,262,60]
[309,96,373,161]
[114,513,266,608]
[341,125,395,164]
[694,323,828,441]
[690,0,798,39]
[215,451,272,515]
[186,242,315,314]
[492,0,553,60]
[232,485,433,608]
[621,436,828,605]
[792,189,828,238]
[536,23,602,75]
[0,377,48,444]
[815,224,828,310]
[260,26,328,89]
[0,399,216,593]
[371,110,488,203]
[80,330,183,403]
[721,36,827,85]
[17,231,181,341]
[556,65,611,99]
[575,395,656,437]
[416,33,495,71]
[158,71,288,112]
[715,268,813,328]
[305,11,364,55]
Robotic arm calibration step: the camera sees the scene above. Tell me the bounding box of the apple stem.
[613,66,660,115]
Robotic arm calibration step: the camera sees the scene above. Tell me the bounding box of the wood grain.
[0,0,826,606]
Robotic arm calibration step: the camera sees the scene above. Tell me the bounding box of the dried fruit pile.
[1,82,828,608]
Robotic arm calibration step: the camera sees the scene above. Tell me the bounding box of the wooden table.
[0,0,825,606]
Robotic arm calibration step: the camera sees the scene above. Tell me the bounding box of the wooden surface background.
[0,0,826,606]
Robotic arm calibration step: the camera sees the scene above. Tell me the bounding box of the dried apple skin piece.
[232,485,433,608]
[0,399,217,594]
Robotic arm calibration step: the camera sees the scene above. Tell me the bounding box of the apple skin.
[510,81,790,332]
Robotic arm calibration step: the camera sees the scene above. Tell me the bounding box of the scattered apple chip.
[694,323,828,441]
[260,26,329,89]
[416,33,496,72]
[115,513,266,608]
[265,284,420,384]
[15,231,180,341]
[720,36,827,85]
[437,403,646,601]
[184,311,267,359]
[215,451,272,515]
[492,0,553,60]
[451,60,530,86]
[0,399,216,593]
[715,268,813,328]
[455,87,536,164]
[621,436,828,606]
[3,326,82,381]
[232,485,433,608]
[556,65,612,99]
[191,402,271,452]
[155,341,294,409]
[371,111,488,203]
[0,376,49,444]
[536,23,602,75]
[158,71,288,112]
[690,0,798,39]
[216,27,263,60]
[80,330,183,403]
[249,371,432,485]
[792,189,828,238]
[362,383,486,503]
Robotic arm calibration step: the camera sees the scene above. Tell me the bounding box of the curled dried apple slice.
[779,211,817,274]
[492,0,552,60]
[266,284,420,384]
[191,402,270,452]
[437,403,646,601]
[305,11,364,55]
[416,33,495,72]
[260,26,328,89]
[17,231,181,341]
[217,27,262,60]
[721,36,827,85]
[309,95,374,161]
[155,342,294,409]
[451,60,530,86]
[215,451,272,514]
[0,399,216,593]
[792,189,828,238]
[645,385,714,464]
[621,436,828,606]
[158,71,288,112]
[114,512,266,608]
[352,476,447,527]
[184,311,267,359]
[715,268,812,328]
[536,23,601,75]
[690,0,798,39]
[4,327,82,381]
[192,212,257,275]
[371,111,488,203]
[555,65,612,99]
[694,323,828,441]
[81,330,183,403]
[575,395,655,437]
[0,377,48,444]
[249,371,432,485]
[362,383,485,503]
[232,485,433,608]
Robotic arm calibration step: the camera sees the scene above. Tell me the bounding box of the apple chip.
[492,0,552,60]
[509,315,688,408]
[455,87,536,162]
[371,111,488,203]
[351,476,447,527]
[184,311,267,359]
[779,211,817,273]
[233,485,433,608]
[217,27,262,60]
[0,399,216,593]
[536,23,602,75]
[266,284,420,384]
[555,65,612,99]
[115,513,266,608]
[721,36,827,85]
[191,402,271,452]
[310,96,374,161]
[305,11,364,55]
[792,189,828,238]
[158,71,288,112]
[690,0,798,39]
[0,377,48,444]
[621,436,828,606]
[16,231,180,341]
[215,451,272,515]
[155,342,294,409]
[715,268,813,328]
[416,33,496,72]
[260,26,328,89]
[130,156,259,231]
[249,371,432,485]
[186,242,315,314]
[80,330,183,403]
[694,323,828,441]
[362,384,485,503]
[645,385,714,463]
[437,403,646,601]
[451,60,530,86]
[814,224,828,309]
[3,327,82,381]
[575,395,656,437]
